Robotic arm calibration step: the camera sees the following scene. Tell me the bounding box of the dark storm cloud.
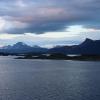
[0,0,100,34]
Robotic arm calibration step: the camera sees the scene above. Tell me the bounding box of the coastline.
[15,54,100,61]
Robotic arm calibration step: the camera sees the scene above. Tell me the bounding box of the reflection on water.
[0,56,100,100]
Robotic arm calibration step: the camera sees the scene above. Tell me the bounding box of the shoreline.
[15,55,100,61]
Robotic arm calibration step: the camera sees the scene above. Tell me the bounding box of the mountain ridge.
[0,42,48,54]
[0,38,100,55]
[49,38,100,55]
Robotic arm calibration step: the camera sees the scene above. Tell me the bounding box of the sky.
[0,0,100,47]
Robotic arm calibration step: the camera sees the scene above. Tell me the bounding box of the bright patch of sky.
[0,25,100,47]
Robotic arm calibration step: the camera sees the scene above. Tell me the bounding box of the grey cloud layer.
[0,0,100,34]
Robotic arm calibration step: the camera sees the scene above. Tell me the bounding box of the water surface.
[0,56,100,100]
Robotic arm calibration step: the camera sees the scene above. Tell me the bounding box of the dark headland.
[16,54,100,61]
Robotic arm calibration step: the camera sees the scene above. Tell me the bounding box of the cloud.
[1,25,100,47]
[0,0,99,34]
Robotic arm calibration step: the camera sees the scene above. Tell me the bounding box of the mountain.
[49,38,100,55]
[75,38,100,55]
[0,38,100,55]
[2,42,30,50]
[0,42,48,54]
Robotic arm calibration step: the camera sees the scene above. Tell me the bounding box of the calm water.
[0,56,100,100]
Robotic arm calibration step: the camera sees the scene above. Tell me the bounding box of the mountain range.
[49,38,100,55]
[0,38,100,55]
[0,42,48,54]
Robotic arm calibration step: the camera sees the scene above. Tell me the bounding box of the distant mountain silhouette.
[76,38,100,55]
[49,38,100,55]
[0,38,100,55]
[0,42,48,54]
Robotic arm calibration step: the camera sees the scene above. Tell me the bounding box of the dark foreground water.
[0,56,100,100]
